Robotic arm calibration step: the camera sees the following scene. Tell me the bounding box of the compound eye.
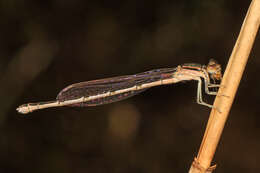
[208,59,218,66]
[212,70,222,80]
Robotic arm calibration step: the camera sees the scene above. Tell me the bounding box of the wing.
[56,68,177,107]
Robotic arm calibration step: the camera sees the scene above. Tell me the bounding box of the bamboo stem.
[189,0,260,172]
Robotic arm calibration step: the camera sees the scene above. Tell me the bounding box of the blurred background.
[1,0,259,172]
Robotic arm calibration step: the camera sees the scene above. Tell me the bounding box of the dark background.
[1,0,259,172]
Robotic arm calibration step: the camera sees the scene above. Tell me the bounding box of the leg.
[196,79,214,108]
[204,79,220,95]
[197,79,222,112]
[204,79,228,99]
[208,84,221,87]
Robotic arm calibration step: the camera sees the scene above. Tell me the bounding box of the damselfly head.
[207,59,222,81]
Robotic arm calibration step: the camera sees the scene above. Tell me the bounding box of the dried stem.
[189,0,260,173]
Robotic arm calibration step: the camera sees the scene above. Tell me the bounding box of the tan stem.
[189,0,260,172]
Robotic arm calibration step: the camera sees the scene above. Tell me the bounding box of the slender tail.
[16,100,59,114]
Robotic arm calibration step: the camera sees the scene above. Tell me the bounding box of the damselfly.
[17,59,222,114]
